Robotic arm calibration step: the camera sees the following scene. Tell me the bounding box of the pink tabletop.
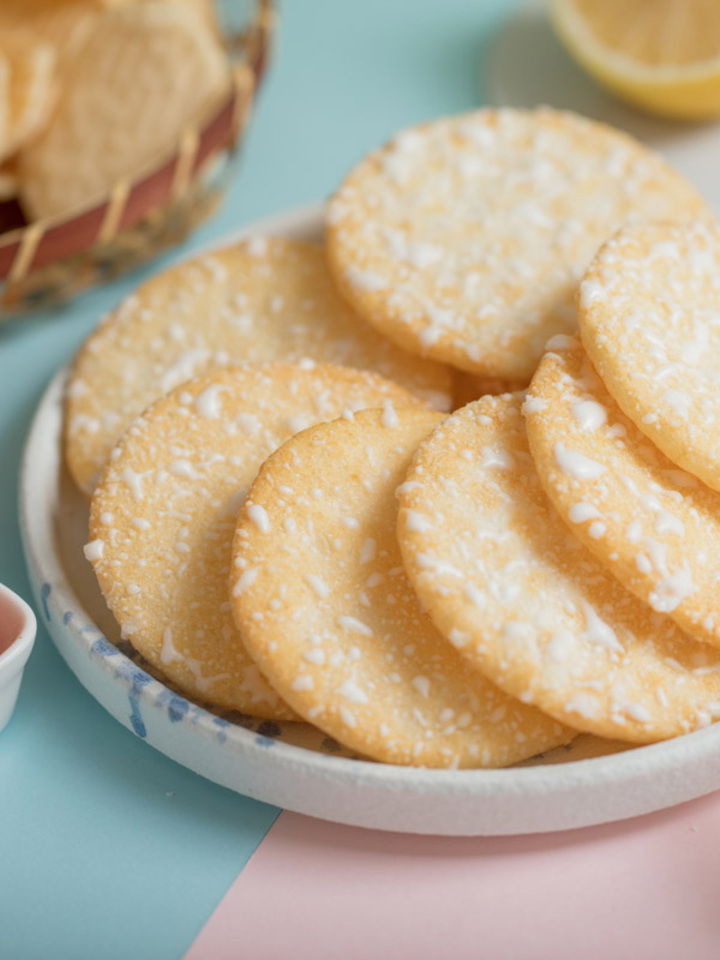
[186,792,720,959]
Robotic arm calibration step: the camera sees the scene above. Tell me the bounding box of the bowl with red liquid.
[0,583,36,732]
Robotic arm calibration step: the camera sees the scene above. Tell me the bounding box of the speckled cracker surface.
[326,107,708,380]
[0,33,56,162]
[66,237,452,496]
[579,220,720,494]
[87,363,422,717]
[231,408,571,768]
[525,339,720,647]
[397,394,720,743]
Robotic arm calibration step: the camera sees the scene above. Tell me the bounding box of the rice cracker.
[525,338,720,647]
[230,408,572,768]
[66,237,452,496]
[579,220,720,494]
[326,107,708,380]
[18,1,228,219]
[397,394,720,743]
[87,362,422,717]
[0,33,56,162]
[0,1,99,65]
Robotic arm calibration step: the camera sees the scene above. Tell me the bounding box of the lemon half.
[551,0,720,120]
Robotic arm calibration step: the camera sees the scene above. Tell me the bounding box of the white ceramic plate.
[19,206,720,836]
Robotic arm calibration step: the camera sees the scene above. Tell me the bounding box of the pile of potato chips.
[0,0,229,220]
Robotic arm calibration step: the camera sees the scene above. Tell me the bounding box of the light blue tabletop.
[0,2,512,957]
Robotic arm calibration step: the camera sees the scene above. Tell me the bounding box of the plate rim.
[19,202,720,834]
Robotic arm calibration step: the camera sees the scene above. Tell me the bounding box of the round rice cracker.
[0,57,9,162]
[397,394,720,743]
[230,408,573,769]
[326,107,708,381]
[87,362,424,718]
[578,220,720,495]
[0,1,99,66]
[66,237,452,497]
[525,339,720,648]
[18,1,228,219]
[0,0,217,60]
[0,33,56,162]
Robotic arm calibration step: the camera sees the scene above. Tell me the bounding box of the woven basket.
[0,0,274,320]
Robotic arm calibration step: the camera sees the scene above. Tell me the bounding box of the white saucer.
[18,205,720,835]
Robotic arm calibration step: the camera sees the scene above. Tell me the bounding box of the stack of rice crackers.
[71,106,720,768]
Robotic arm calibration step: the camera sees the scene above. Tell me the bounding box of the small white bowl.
[0,582,36,732]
